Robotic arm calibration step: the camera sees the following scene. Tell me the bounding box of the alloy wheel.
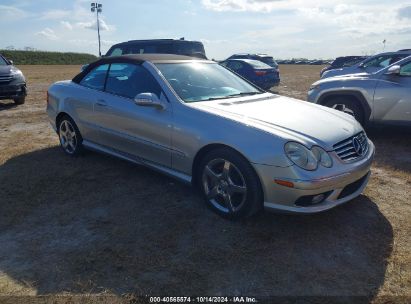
[59,120,78,154]
[202,158,247,214]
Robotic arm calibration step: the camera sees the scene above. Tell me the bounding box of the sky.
[1,0,411,60]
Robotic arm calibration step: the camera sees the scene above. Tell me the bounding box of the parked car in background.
[321,50,411,79]
[320,56,367,77]
[105,38,207,59]
[308,56,411,126]
[47,54,374,218]
[220,59,280,89]
[0,54,26,105]
[227,54,279,69]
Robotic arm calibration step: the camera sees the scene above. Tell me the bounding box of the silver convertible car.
[47,54,375,218]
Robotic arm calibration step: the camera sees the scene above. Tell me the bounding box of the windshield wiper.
[198,92,261,102]
[227,92,261,97]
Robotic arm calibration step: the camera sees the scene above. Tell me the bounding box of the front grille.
[333,132,368,162]
[0,75,13,83]
[0,85,19,93]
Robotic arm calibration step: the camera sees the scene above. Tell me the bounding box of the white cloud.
[60,21,73,30]
[40,9,70,20]
[76,18,113,31]
[0,5,27,21]
[36,28,59,41]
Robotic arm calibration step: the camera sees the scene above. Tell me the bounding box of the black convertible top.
[72,54,209,83]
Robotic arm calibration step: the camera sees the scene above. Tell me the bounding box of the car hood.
[314,72,374,86]
[189,93,362,150]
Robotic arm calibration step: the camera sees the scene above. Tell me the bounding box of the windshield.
[156,62,262,103]
[362,54,408,69]
[244,59,272,69]
[260,57,277,67]
[0,56,8,66]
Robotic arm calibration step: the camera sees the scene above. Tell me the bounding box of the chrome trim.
[333,132,368,162]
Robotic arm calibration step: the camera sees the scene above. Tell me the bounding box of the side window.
[363,56,389,68]
[105,63,161,99]
[400,62,411,76]
[109,48,123,56]
[79,64,109,90]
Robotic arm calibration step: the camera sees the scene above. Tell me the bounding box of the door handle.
[96,99,107,107]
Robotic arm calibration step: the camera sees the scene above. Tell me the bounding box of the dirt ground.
[0,64,410,303]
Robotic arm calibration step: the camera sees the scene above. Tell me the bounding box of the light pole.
[91,2,103,57]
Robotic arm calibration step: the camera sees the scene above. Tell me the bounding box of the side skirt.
[82,140,192,185]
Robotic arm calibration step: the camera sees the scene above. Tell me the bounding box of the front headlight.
[11,69,23,79]
[309,83,320,91]
[284,142,318,171]
[312,146,333,168]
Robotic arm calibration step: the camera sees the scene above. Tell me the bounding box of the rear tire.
[324,96,365,126]
[57,115,83,156]
[198,147,263,219]
[13,96,25,105]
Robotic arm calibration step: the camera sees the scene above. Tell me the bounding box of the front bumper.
[0,83,26,100]
[253,140,375,213]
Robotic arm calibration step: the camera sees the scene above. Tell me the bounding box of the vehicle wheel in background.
[199,147,263,219]
[13,96,25,105]
[58,115,83,156]
[324,97,365,126]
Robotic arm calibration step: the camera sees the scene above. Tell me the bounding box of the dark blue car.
[220,59,280,90]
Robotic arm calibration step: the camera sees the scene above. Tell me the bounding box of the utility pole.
[91,2,103,57]
[382,39,386,52]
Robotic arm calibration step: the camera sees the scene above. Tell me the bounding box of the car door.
[93,62,172,167]
[373,61,411,123]
[72,64,109,143]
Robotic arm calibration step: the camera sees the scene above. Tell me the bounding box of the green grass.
[0,50,97,65]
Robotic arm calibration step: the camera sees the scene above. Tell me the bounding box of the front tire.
[13,96,25,105]
[58,116,83,156]
[199,148,263,219]
[324,97,365,126]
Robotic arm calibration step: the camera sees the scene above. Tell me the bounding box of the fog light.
[311,194,325,204]
[295,192,330,207]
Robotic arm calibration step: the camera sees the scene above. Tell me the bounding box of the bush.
[0,50,98,65]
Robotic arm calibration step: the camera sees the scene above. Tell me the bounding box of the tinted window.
[400,62,411,76]
[110,48,123,56]
[245,59,271,69]
[105,63,161,99]
[174,42,206,57]
[259,57,277,67]
[227,61,244,71]
[363,54,407,69]
[80,64,109,90]
[108,41,206,58]
[0,56,8,65]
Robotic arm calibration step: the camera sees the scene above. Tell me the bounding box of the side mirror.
[385,65,401,75]
[134,93,164,109]
[8,60,13,65]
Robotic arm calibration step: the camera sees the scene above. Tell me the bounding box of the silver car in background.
[308,56,411,126]
[47,54,374,218]
[321,50,411,79]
